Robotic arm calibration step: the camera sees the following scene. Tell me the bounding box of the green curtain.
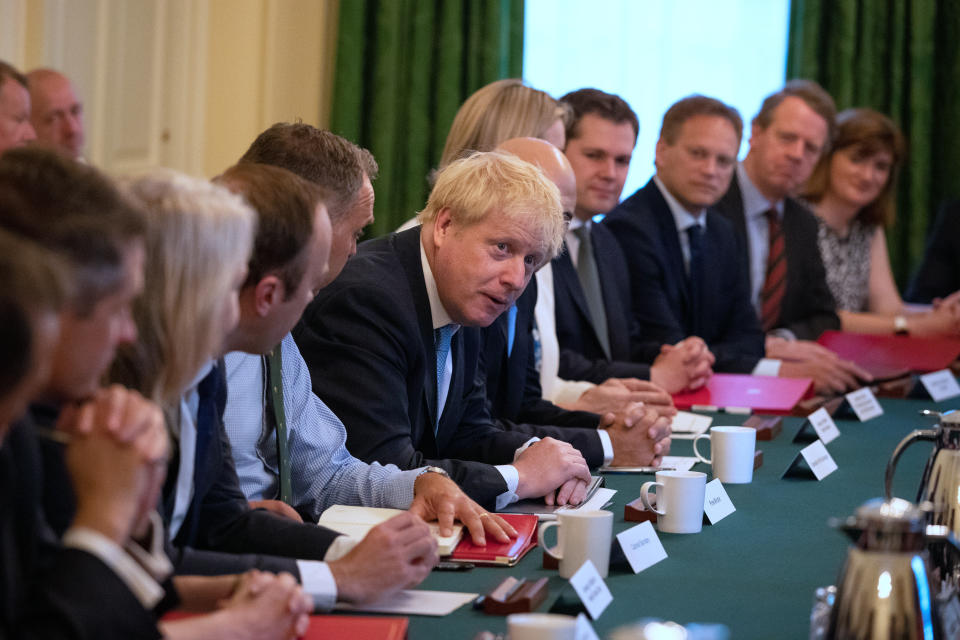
[787,0,960,287]
[330,0,524,238]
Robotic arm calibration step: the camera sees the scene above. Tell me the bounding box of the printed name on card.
[702,479,736,524]
[844,388,884,421]
[919,370,960,402]
[615,521,668,574]
[569,560,613,620]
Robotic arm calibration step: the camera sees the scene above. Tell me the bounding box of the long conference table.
[385,391,960,639]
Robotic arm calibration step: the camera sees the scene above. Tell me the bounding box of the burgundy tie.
[760,209,786,332]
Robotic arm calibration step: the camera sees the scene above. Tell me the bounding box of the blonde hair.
[419,151,565,261]
[110,170,256,404]
[439,79,568,170]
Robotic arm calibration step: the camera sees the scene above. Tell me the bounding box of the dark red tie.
[760,209,786,332]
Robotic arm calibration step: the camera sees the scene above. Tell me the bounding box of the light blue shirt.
[223,333,421,520]
[654,175,706,275]
[735,163,783,312]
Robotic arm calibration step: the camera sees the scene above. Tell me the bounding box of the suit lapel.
[646,182,692,313]
[554,243,607,353]
[393,228,440,446]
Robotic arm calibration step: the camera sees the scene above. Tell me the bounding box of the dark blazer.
[294,227,534,510]
[161,364,341,577]
[714,172,840,340]
[480,278,605,467]
[1,419,161,639]
[552,221,662,383]
[907,200,960,303]
[604,179,764,373]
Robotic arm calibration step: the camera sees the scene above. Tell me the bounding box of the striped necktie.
[760,209,787,331]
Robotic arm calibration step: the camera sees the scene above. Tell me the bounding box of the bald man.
[27,69,84,159]
[480,137,672,469]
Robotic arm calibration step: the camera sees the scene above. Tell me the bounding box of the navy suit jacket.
[294,227,533,510]
[907,200,960,303]
[552,221,661,383]
[604,179,764,373]
[714,173,840,340]
[480,278,605,467]
[161,364,341,577]
[1,418,161,640]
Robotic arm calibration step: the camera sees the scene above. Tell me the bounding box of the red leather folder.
[162,612,408,639]
[671,373,814,415]
[817,330,960,379]
[449,513,538,566]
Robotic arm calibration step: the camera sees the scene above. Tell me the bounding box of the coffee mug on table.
[507,613,578,640]
[537,510,613,579]
[693,426,756,484]
[640,470,707,534]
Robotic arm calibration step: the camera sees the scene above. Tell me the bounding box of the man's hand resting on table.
[513,437,592,506]
[408,471,516,546]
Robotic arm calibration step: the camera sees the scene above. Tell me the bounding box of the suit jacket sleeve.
[294,274,525,510]
[782,202,840,340]
[185,417,342,565]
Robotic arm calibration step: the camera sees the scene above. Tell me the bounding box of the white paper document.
[334,589,477,616]
[660,456,698,472]
[670,411,712,435]
[558,487,616,514]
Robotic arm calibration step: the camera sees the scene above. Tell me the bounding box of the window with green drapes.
[788,0,960,286]
[330,0,524,238]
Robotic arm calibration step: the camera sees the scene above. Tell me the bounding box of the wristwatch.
[894,315,909,335]
[414,466,449,495]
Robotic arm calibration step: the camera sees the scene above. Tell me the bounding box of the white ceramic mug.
[693,426,756,484]
[537,510,613,579]
[640,470,707,534]
[507,613,578,640]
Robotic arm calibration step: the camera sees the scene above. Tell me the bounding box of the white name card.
[569,560,613,620]
[807,407,841,444]
[616,521,668,574]
[845,387,884,421]
[576,613,601,640]
[801,440,838,480]
[920,370,960,402]
[702,479,736,524]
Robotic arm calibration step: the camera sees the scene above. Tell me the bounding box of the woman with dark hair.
[802,108,960,336]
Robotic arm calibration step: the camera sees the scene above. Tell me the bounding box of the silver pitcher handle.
[885,429,939,500]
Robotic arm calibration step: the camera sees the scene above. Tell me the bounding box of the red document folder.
[449,513,538,566]
[162,612,408,639]
[671,373,814,415]
[817,330,960,379]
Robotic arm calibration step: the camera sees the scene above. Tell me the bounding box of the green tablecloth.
[381,394,959,639]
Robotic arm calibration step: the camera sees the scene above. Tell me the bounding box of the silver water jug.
[827,498,955,639]
[886,410,960,583]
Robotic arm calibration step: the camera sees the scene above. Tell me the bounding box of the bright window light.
[523,0,790,204]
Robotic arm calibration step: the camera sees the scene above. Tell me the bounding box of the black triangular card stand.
[792,419,820,444]
[548,583,591,619]
[831,398,857,421]
[782,451,817,480]
[908,379,933,400]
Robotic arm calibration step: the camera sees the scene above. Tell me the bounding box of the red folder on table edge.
[817,330,960,379]
[671,373,814,415]
[449,512,538,565]
[161,612,408,639]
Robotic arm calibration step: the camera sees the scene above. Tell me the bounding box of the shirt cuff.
[767,328,797,341]
[124,512,173,581]
[752,358,782,377]
[494,465,520,511]
[548,380,596,406]
[322,535,358,562]
[596,429,614,464]
[63,526,166,609]
[297,560,337,611]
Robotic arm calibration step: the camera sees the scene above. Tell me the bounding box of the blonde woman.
[802,108,960,337]
[110,171,316,640]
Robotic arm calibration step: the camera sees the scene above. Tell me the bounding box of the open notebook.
[318,505,463,556]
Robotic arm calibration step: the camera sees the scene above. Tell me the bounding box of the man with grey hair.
[295,151,594,511]
[27,68,85,159]
[0,60,37,154]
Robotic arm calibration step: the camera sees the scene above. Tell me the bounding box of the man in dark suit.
[296,151,593,512]
[481,137,673,469]
[712,80,870,394]
[907,200,960,304]
[605,96,765,374]
[555,89,714,392]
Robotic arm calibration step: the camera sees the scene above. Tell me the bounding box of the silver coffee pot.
[826,498,955,639]
[885,410,960,584]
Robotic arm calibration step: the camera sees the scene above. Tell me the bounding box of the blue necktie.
[434,324,456,432]
[506,305,518,357]
[687,224,704,336]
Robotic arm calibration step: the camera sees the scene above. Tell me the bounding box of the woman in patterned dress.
[801,108,960,336]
